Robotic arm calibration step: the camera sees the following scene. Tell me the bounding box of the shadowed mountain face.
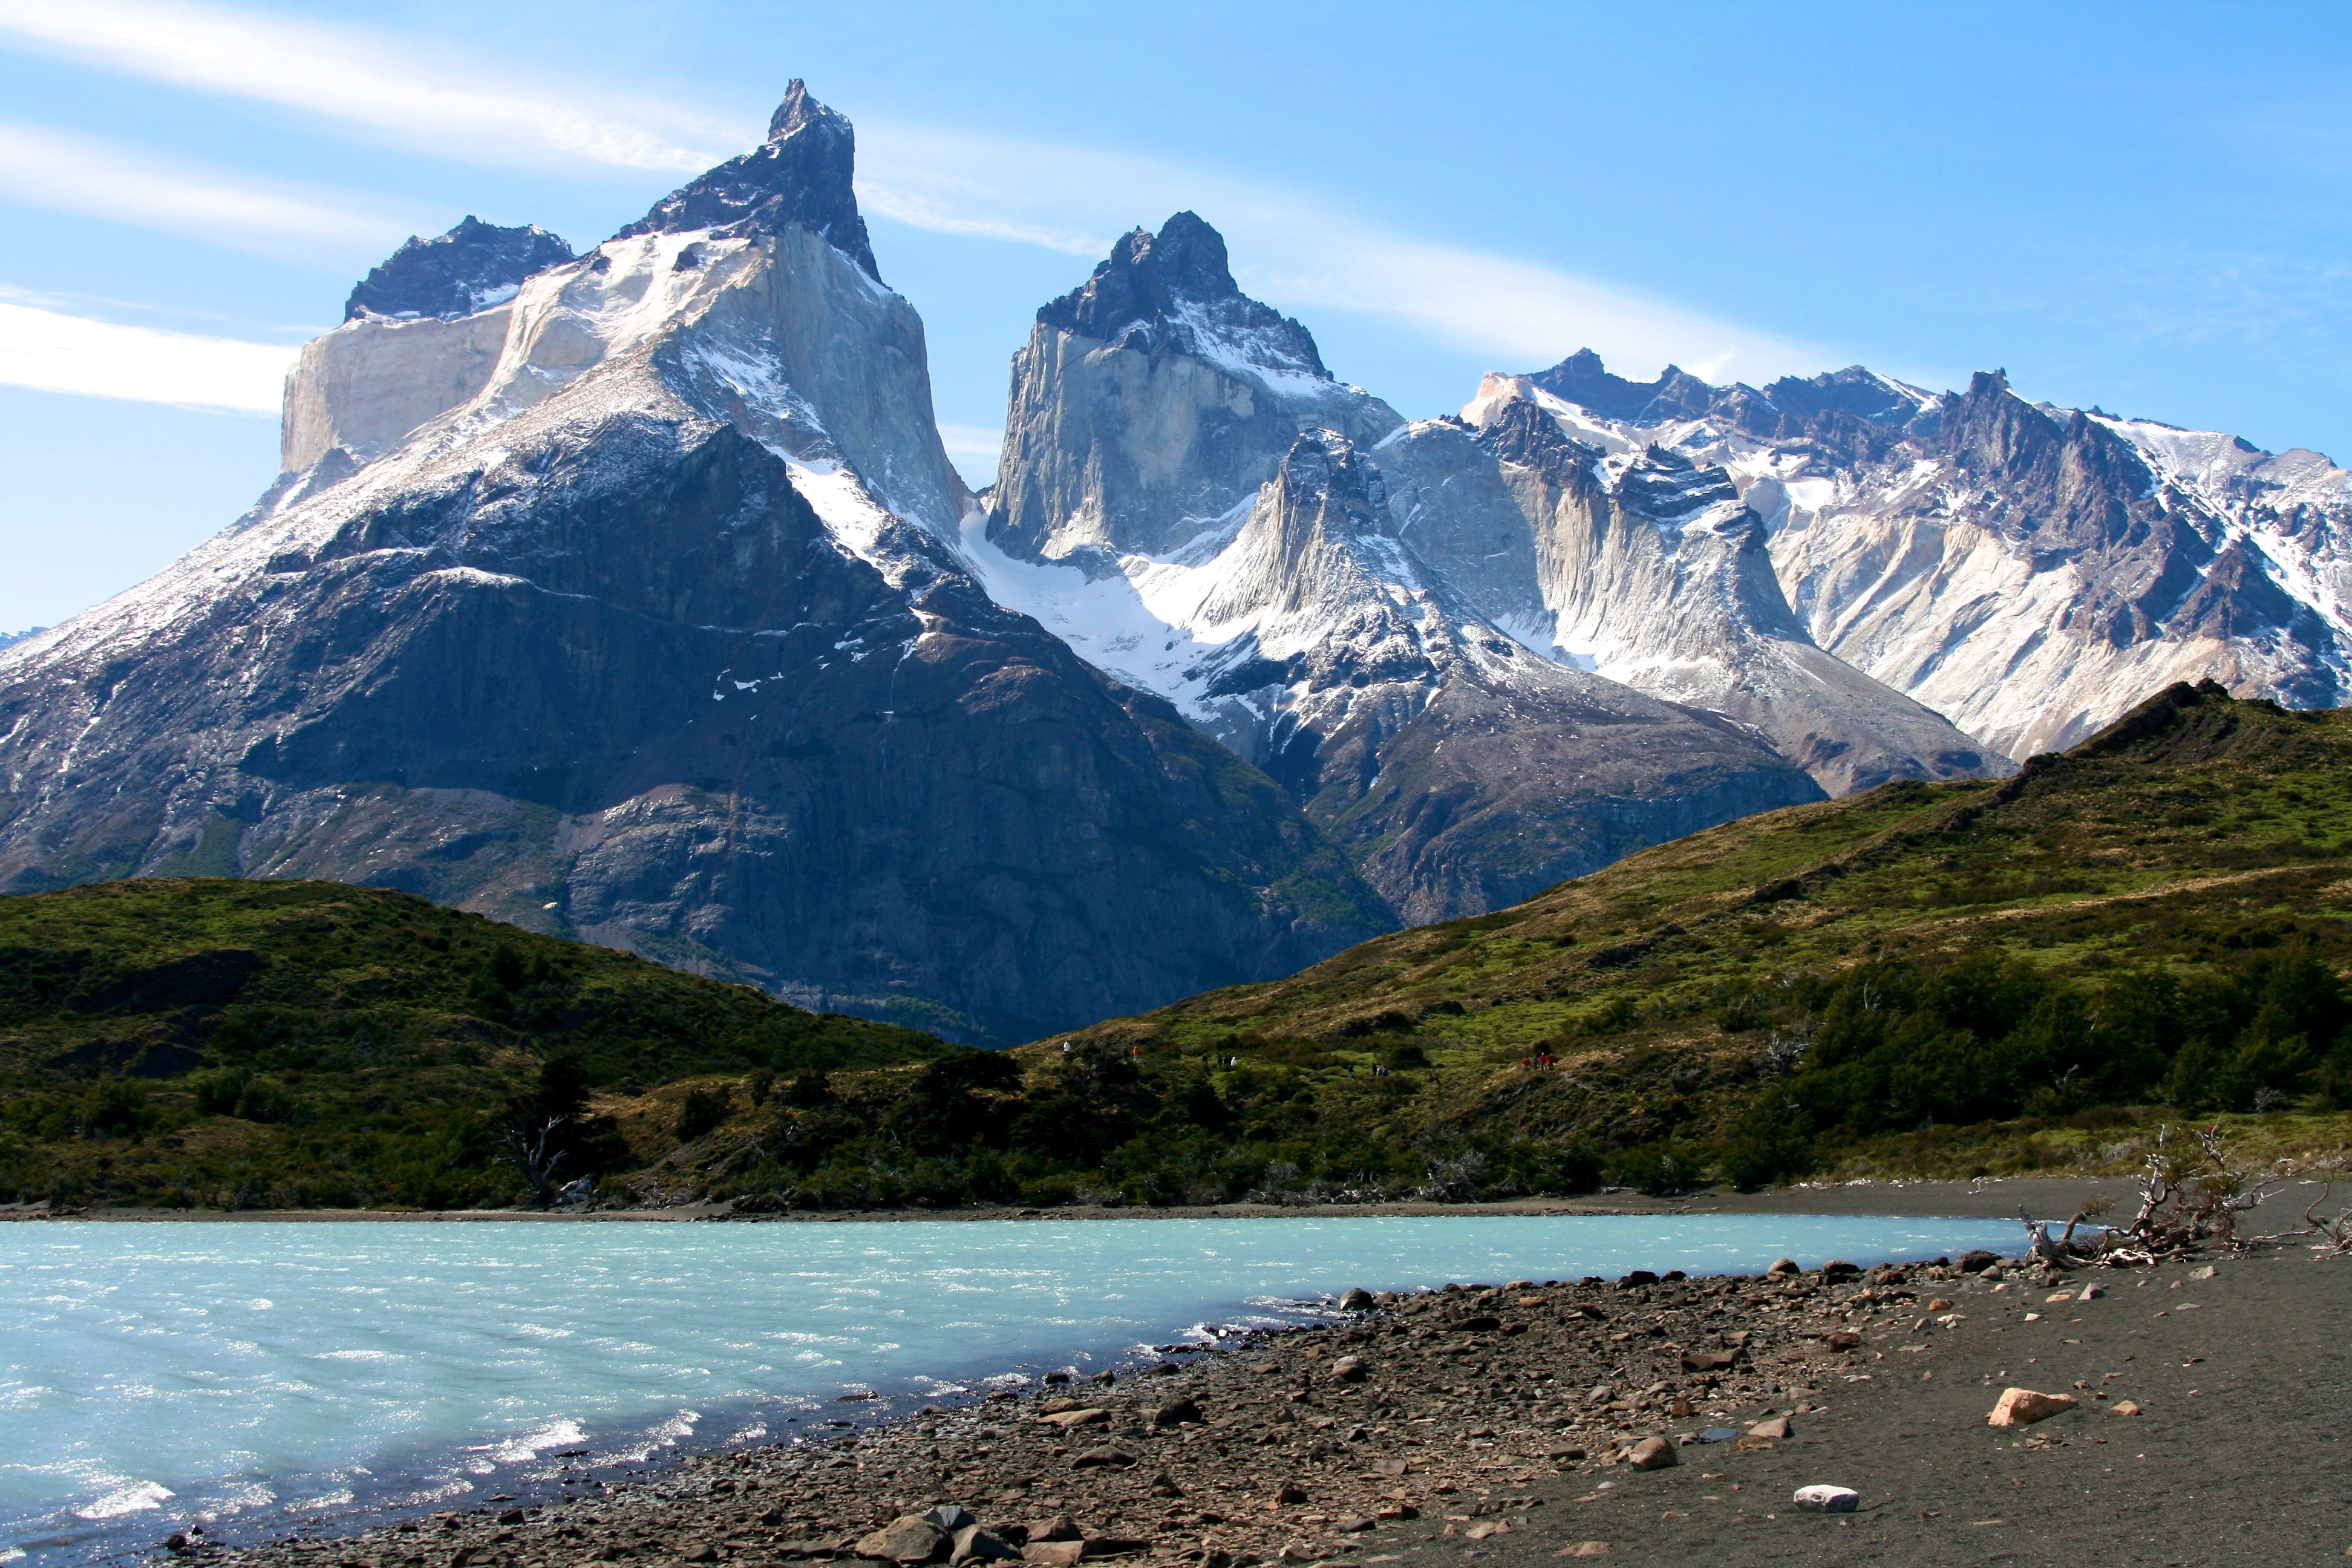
[614,79,879,279]
[0,93,1388,1045]
[344,217,574,322]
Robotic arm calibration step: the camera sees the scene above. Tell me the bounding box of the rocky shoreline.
[162,1236,2151,1568]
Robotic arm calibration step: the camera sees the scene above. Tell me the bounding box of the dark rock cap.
[1037,211,1328,379]
[344,216,573,322]
[613,79,880,280]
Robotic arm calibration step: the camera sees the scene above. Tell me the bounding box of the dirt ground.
[1462,1245,2350,1567]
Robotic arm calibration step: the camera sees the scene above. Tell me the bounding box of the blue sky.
[4,1,2350,633]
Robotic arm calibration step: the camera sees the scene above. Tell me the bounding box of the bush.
[78,1080,155,1139]
[673,1086,733,1142]
[1715,1097,1817,1191]
[1610,1143,1697,1196]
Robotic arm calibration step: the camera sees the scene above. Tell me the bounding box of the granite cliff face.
[978,216,1993,919]
[0,92,1388,1043]
[1513,354,2352,757]
[1454,382,2002,793]
[988,212,1397,561]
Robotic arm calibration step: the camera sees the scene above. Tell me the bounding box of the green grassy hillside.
[0,880,948,1208]
[953,681,2349,1200]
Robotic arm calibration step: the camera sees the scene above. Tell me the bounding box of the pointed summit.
[1037,211,1327,379]
[615,78,878,279]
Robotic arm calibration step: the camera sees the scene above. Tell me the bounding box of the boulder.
[1150,1397,1204,1427]
[1746,1414,1794,1441]
[1820,1261,1859,1280]
[950,1526,1018,1564]
[1586,1385,1616,1405]
[857,1517,950,1564]
[1680,1350,1737,1373]
[2108,1399,2142,1417]
[1037,1409,1110,1429]
[1618,1270,1659,1287]
[1625,1436,1677,1471]
[1792,1486,1858,1514]
[1021,1544,1083,1568]
[1022,1518,1080,1544]
[1339,1287,1375,1312]
[1766,1258,1799,1276]
[1986,1388,2078,1427]
[1070,1445,1137,1469]
[1330,1356,1369,1382]
[1956,1250,1997,1273]
[1272,1481,1309,1506]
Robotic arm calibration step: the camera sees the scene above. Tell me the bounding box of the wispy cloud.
[0,0,1833,388]
[0,0,739,172]
[858,123,1837,387]
[0,298,292,412]
[0,117,415,253]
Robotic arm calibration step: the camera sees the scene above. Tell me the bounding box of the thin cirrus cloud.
[0,118,417,254]
[0,294,294,413]
[859,122,1837,388]
[0,0,736,173]
[0,0,1838,397]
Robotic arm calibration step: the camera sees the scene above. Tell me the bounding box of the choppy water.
[0,1213,2025,1563]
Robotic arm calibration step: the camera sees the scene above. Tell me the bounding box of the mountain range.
[2,83,2345,1042]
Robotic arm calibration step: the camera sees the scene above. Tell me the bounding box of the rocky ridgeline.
[171,1249,2137,1568]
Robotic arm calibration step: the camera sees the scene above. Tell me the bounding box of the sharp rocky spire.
[613,78,880,280]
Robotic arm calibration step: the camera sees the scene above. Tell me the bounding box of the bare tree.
[497,1114,569,1206]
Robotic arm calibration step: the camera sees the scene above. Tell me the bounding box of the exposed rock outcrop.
[1521,353,2352,757]
[614,78,879,279]
[344,215,573,322]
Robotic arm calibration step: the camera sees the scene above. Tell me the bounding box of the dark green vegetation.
[984,682,2351,1200]
[8,684,2351,1212]
[0,880,946,1208]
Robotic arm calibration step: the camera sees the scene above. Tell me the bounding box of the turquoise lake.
[0,1213,2029,1563]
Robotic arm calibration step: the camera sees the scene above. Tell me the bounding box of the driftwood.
[2303,1162,2352,1258]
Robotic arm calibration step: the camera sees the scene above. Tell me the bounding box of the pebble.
[185,1258,1965,1568]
